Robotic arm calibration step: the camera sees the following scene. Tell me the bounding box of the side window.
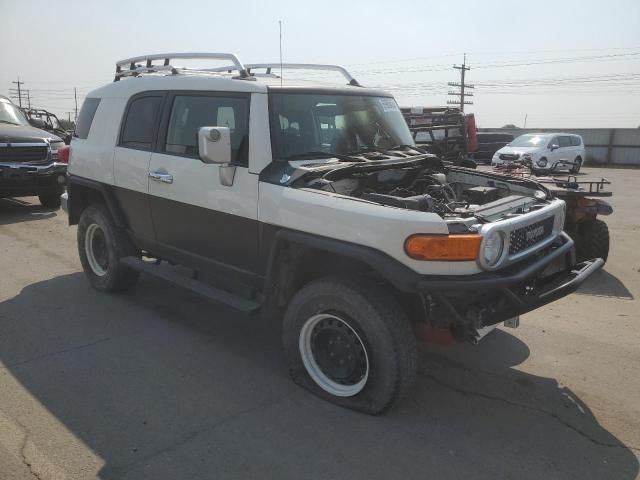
[558,136,572,148]
[163,95,249,165]
[570,136,581,146]
[120,96,163,150]
[548,136,559,148]
[74,98,101,139]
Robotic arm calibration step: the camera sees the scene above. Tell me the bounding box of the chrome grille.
[509,216,555,254]
[499,153,519,161]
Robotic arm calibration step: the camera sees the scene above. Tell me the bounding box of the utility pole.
[9,77,25,107]
[447,54,473,112]
[25,90,31,109]
[523,113,528,128]
[74,87,78,122]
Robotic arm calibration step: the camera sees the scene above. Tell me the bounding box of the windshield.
[269,93,415,160]
[509,134,550,147]
[0,102,29,126]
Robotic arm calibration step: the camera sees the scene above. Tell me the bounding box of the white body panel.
[148,152,258,220]
[258,182,483,276]
[68,98,121,184]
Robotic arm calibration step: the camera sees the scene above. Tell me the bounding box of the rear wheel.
[575,218,609,262]
[38,192,62,208]
[282,276,417,414]
[571,156,582,173]
[77,204,140,292]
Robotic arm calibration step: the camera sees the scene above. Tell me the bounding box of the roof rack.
[114,52,249,82]
[244,63,360,86]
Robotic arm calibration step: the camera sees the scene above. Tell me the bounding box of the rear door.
[112,93,165,244]
[147,91,259,277]
[557,136,573,165]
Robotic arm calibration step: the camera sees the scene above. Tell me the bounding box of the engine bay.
[302,159,550,223]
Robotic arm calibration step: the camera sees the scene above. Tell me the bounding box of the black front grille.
[0,145,49,163]
[499,153,519,161]
[509,216,555,254]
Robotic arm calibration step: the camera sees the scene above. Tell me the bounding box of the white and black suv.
[63,53,603,414]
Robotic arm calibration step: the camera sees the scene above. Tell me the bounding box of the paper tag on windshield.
[379,98,399,112]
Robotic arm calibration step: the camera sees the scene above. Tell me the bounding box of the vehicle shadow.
[0,197,58,225]
[575,268,634,300]
[0,273,637,480]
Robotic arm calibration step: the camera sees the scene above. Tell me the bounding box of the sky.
[1,0,639,128]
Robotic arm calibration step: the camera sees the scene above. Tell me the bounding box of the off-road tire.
[38,192,62,208]
[77,204,140,292]
[571,156,582,174]
[282,276,417,415]
[576,218,609,262]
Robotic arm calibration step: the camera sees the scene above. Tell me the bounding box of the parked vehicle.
[22,108,72,144]
[492,133,586,173]
[0,96,68,207]
[400,106,477,167]
[62,53,602,414]
[471,132,514,163]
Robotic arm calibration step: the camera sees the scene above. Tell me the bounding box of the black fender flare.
[262,228,421,299]
[67,175,127,228]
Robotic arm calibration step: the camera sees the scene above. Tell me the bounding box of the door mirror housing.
[198,127,232,165]
[549,143,559,151]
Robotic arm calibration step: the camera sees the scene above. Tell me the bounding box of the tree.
[502,124,519,129]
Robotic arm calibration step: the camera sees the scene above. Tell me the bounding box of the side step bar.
[120,256,260,315]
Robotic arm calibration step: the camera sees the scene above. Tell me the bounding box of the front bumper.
[413,233,603,340]
[0,162,67,197]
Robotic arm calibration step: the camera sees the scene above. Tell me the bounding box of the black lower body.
[0,163,67,199]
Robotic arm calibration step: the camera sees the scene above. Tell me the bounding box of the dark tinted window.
[163,94,250,165]
[120,96,163,150]
[74,98,101,139]
[558,136,572,147]
[570,136,581,146]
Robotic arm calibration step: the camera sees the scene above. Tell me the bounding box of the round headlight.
[482,231,504,267]
[537,159,548,167]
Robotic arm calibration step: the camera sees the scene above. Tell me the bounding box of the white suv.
[492,133,586,173]
[62,53,602,413]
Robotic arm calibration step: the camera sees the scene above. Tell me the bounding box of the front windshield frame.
[509,134,550,148]
[0,101,29,126]
[268,90,415,162]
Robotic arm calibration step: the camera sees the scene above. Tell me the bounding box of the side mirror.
[198,126,236,186]
[549,144,559,151]
[198,126,231,164]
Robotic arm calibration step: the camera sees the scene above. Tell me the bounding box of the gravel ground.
[0,167,638,480]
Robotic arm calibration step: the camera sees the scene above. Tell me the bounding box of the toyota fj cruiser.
[0,96,68,207]
[63,53,603,414]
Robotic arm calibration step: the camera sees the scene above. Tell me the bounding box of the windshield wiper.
[349,145,423,156]
[282,151,366,162]
[0,120,20,126]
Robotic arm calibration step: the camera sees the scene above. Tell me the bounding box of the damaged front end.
[265,151,603,343]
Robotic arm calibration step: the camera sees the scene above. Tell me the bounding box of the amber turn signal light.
[404,234,481,261]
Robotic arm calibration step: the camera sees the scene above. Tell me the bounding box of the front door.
[147,92,259,277]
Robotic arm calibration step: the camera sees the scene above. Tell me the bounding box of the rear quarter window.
[74,98,101,139]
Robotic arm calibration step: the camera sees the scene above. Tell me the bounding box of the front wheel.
[38,192,62,208]
[282,276,417,414]
[77,204,140,292]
